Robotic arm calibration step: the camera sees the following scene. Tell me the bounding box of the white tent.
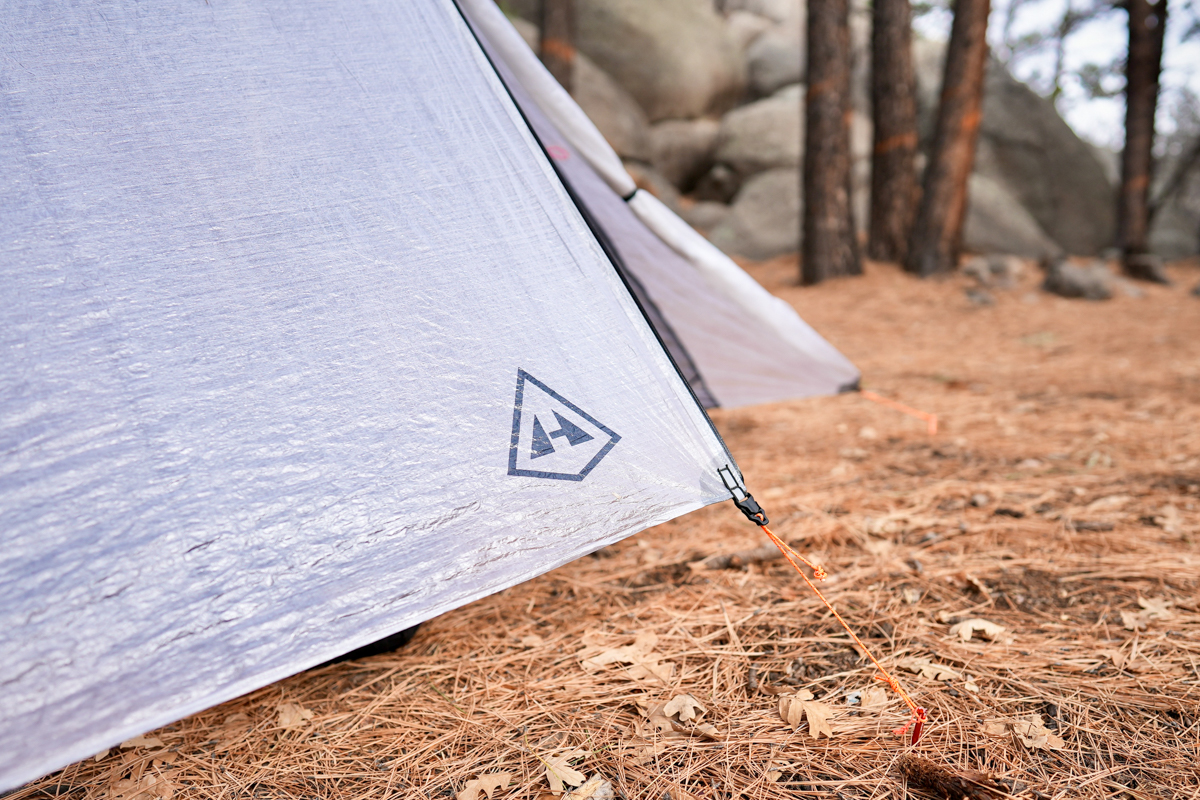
[0,0,851,789]
[459,0,860,408]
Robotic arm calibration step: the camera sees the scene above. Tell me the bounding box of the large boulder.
[508,17,650,160]
[1042,257,1114,300]
[912,39,1116,255]
[708,168,801,259]
[974,65,1116,255]
[911,37,945,146]
[704,98,869,259]
[963,174,1063,258]
[504,0,746,121]
[1148,150,1200,258]
[1150,197,1200,259]
[746,22,804,97]
[726,10,774,51]
[573,54,652,161]
[713,83,803,175]
[718,0,802,23]
[575,0,747,122]
[648,118,721,191]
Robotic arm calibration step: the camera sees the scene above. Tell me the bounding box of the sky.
[914,0,1200,150]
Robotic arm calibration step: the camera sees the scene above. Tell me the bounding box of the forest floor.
[17,258,1200,800]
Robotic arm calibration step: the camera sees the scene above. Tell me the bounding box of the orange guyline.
[758,524,928,745]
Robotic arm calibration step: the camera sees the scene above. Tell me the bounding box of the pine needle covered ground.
[15,259,1200,800]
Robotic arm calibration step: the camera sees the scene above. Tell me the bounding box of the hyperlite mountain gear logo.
[508,370,621,481]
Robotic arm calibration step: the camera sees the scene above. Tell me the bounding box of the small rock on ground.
[965,287,995,306]
[1041,257,1113,301]
[963,254,1025,289]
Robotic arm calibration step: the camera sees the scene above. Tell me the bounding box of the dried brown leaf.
[982,720,1008,736]
[984,716,1064,750]
[948,618,1009,643]
[108,772,175,800]
[779,690,834,739]
[544,749,588,793]
[1137,596,1174,619]
[860,686,889,709]
[1012,714,1065,750]
[635,698,682,736]
[214,712,253,749]
[764,761,794,782]
[898,657,961,681]
[661,693,705,722]
[579,631,672,682]
[756,681,790,696]
[457,773,513,800]
[630,742,667,764]
[276,702,314,730]
[564,775,614,799]
[120,735,164,750]
[1120,610,1149,631]
[1152,504,1183,533]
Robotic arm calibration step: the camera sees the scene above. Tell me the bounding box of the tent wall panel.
[0,0,736,788]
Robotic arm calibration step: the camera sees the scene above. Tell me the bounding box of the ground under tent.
[0,0,854,789]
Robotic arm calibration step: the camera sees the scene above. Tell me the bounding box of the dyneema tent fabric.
[458,0,861,408]
[0,0,742,788]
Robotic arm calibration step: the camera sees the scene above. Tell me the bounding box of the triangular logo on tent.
[508,370,620,481]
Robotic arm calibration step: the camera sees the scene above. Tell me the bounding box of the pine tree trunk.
[1119,0,1168,280]
[905,0,991,277]
[802,0,861,285]
[868,0,919,263]
[540,0,575,93]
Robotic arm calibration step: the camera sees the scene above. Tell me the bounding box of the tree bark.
[802,0,861,285]
[905,0,991,277]
[539,0,575,93]
[1119,0,1168,279]
[868,0,919,263]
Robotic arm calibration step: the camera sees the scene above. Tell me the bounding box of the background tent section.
[0,0,735,789]
[459,0,861,408]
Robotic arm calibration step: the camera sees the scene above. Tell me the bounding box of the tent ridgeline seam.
[447,0,742,483]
